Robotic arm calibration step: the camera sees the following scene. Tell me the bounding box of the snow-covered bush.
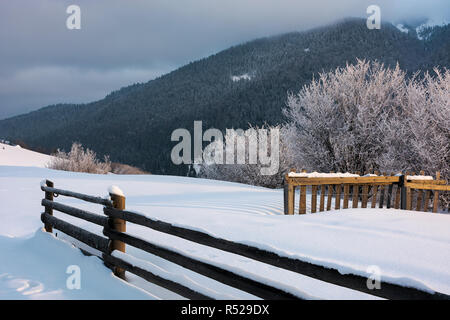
[47,142,111,174]
[110,162,148,175]
[198,125,291,188]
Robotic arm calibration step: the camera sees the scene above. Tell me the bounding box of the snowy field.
[0,143,54,167]
[0,145,450,299]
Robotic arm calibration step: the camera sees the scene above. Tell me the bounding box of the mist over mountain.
[0,18,449,175]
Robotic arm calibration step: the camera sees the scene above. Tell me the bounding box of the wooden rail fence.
[284,170,450,215]
[40,180,450,300]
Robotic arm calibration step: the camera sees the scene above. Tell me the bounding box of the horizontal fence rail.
[103,227,299,300]
[284,170,449,215]
[102,253,212,300]
[41,184,113,207]
[103,206,449,300]
[41,199,107,226]
[41,212,109,252]
[40,179,450,300]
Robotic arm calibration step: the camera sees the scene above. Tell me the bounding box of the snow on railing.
[284,170,449,215]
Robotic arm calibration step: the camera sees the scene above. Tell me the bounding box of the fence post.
[44,180,54,233]
[400,174,406,210]
[108,190,126,278]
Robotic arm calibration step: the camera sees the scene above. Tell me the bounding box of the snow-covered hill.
[393,18,449,40]
[416,18,449,40]
[0,142,53,167]
[1,165,449,299]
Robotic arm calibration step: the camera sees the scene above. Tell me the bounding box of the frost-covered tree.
[404,69,449,208]
[283,59,410,173]
[198,125,291,188]
[47,142,111,174]
[379,68,449,178]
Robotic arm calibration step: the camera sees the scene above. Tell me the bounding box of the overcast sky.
[0,0,449,119]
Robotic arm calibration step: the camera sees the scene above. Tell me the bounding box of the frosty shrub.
[110,162,149,175]
[198,125,291,188]
[47,142,111,174]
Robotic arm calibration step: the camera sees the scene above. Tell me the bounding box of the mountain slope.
[0,18,448,175]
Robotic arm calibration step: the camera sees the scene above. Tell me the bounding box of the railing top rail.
[286,176,400,185]
[405,179,447,185]
[41,185,113,207]
[405,183,450,191]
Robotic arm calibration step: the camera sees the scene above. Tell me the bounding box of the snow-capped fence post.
[44,180,54,233]
[107,187,126,279]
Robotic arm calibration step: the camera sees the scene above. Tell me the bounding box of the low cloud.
[0,66,167,119]
[0,0,448,119]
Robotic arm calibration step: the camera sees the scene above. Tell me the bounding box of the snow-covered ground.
[0,146,449,300]
[0,142,54,167]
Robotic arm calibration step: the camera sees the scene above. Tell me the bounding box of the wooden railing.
[40,180,450,300]
[284,170,450,215]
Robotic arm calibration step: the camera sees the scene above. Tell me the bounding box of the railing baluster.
[311,186,317,213]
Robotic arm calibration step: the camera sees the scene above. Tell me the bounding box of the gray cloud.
[0,0,449,119]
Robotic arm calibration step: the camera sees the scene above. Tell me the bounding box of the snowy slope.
[0,231,155,299]
[0,143,53,167]
[416,18,449,40]
[1,166,449,299]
